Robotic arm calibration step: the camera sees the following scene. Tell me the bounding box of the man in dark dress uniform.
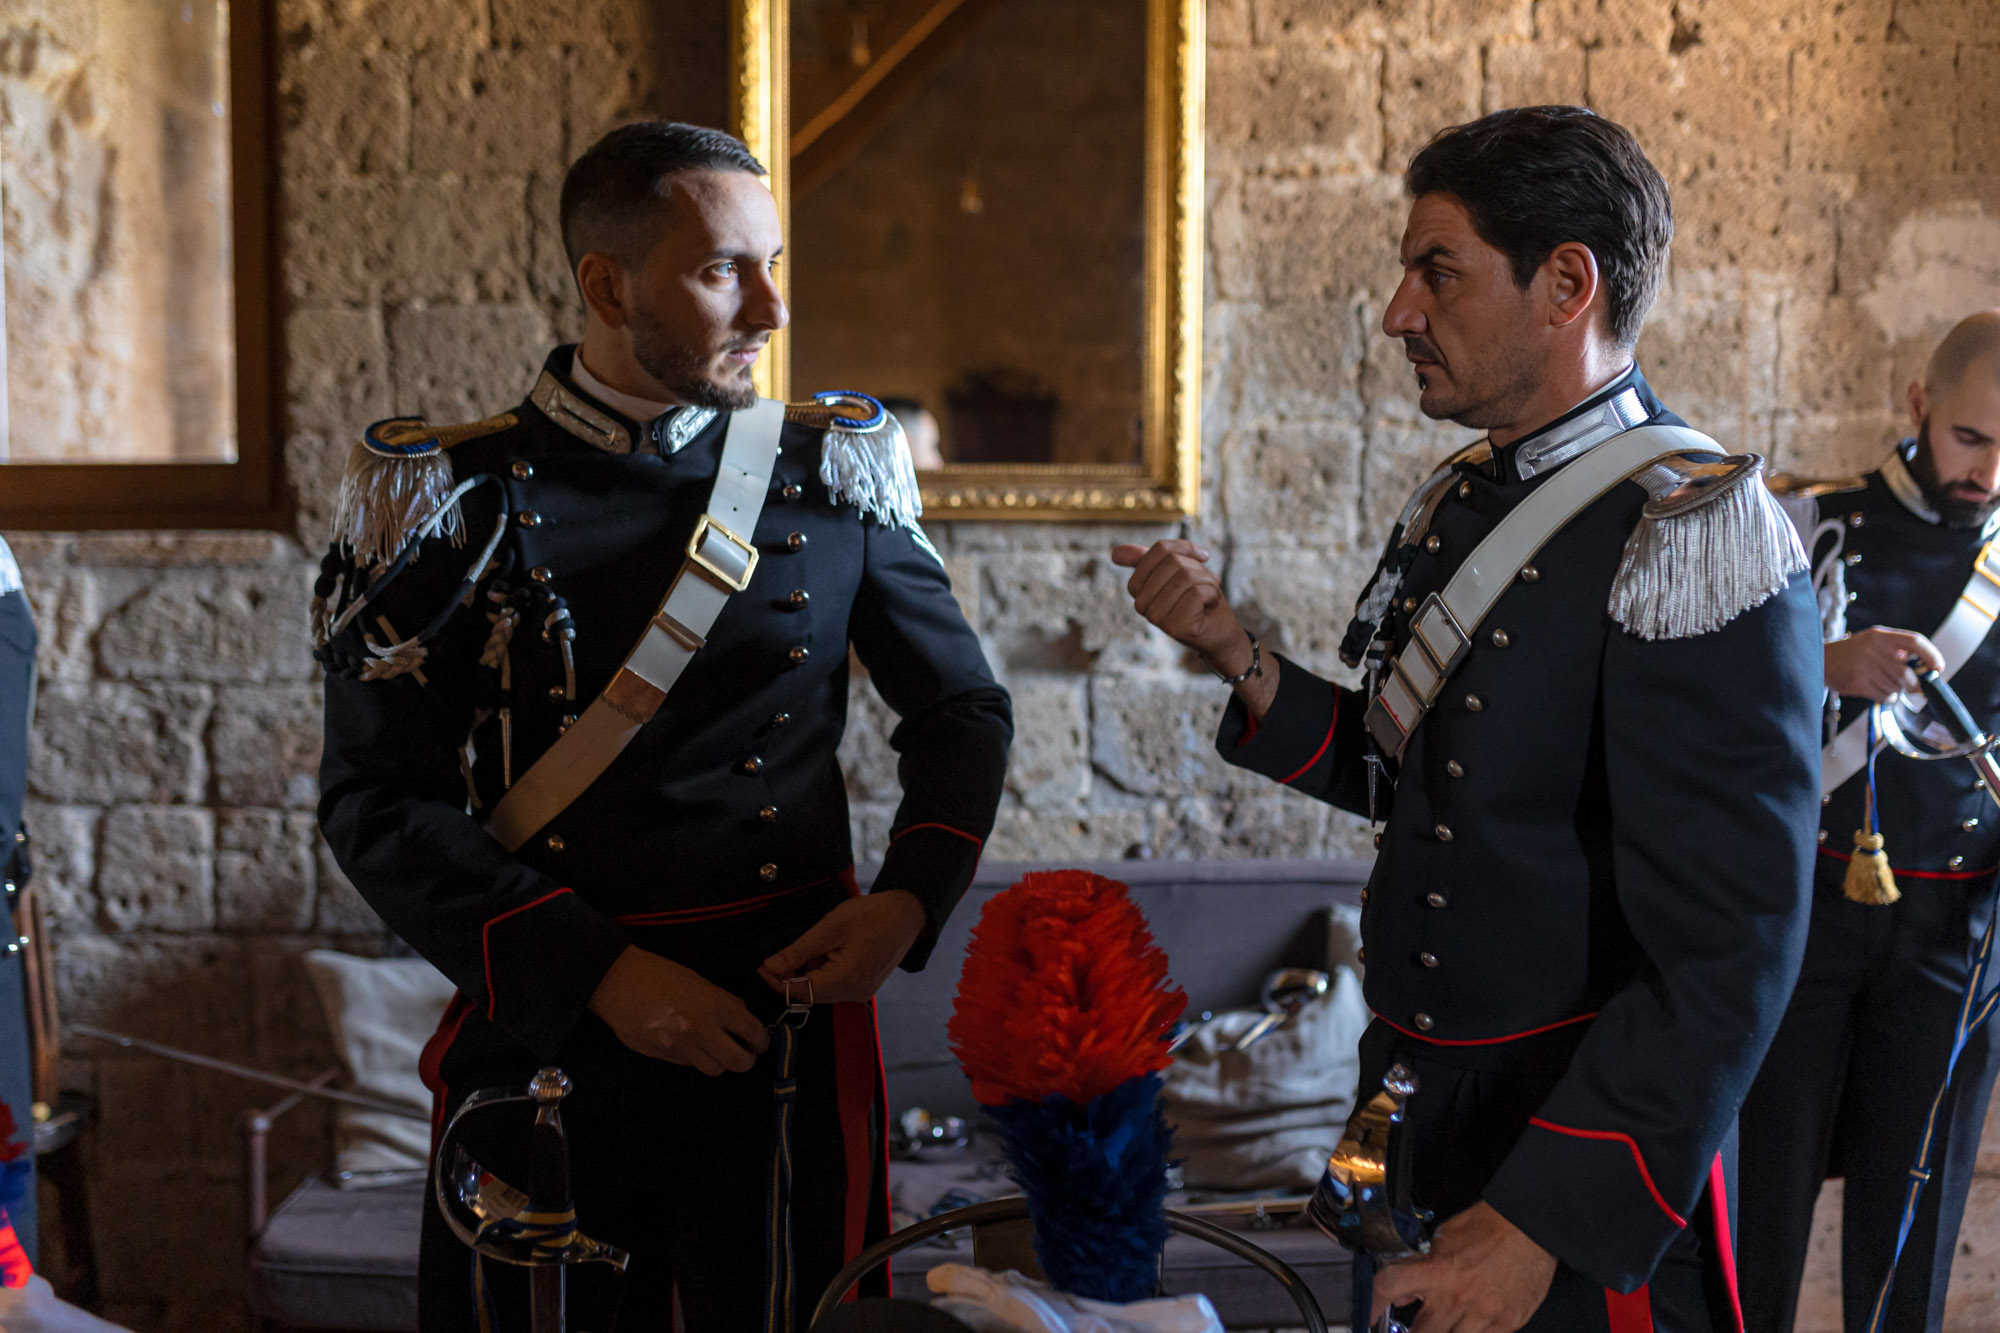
[1739,310,2000,1333]
[314,123,1011,1332]
[1116,107,1823,1332]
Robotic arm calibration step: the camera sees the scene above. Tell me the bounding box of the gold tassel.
[1844,831,1901,905]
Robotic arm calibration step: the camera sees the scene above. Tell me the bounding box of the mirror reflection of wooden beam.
[791,0,1003,200]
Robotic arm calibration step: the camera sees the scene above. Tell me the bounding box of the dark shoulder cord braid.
[314,473,511,679]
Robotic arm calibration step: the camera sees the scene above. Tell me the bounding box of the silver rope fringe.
[1609,455,1807,641]
[820,415,922,533]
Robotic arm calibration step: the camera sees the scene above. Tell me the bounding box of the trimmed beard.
[629,306,758,412]
[1908,418,2000,528]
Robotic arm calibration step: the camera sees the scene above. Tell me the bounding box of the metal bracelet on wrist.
[1206,630,1262,685]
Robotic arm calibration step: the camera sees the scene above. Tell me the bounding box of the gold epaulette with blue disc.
[787,391,923,533]
[333,413,517,570]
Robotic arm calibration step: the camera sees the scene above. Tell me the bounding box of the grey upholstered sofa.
[244,857,1370,1331]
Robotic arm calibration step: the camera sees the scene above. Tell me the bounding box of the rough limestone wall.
[3,0,1998,1327]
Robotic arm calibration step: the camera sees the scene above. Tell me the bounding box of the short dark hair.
[559,121,766,276]
[1406,106,1672,348]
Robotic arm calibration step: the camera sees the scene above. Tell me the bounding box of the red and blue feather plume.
[948,870,1188,1303]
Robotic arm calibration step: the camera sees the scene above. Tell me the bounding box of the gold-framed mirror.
[731,0,1203,521]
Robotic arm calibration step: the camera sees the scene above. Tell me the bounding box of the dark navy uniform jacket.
[1816,457,2000,883]
[317,347,1012,1064]
[1218,369,1824,1292]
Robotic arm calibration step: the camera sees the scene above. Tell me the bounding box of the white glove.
[0,1277,137,1333]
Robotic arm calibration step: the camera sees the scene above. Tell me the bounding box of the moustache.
[1403,338,1443,366]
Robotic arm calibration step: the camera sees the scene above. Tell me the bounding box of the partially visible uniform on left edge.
[1740,442,2000,1333]
[0,539,35,1279]
[314,346,1012,1332]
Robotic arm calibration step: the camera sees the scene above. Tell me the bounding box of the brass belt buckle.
[686,514,760,592]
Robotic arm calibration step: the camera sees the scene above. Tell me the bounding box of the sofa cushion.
[302,951,455,1184]
[247,1177,422,1331]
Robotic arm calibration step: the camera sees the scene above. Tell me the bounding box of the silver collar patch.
[659,407,720,453]
[1513,384,1649,480]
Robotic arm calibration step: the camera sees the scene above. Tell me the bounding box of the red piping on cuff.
[482,888,574,1020]
[1370,1009,1599,1046]
[1238,713,1261,746]
[1816,847,1996,880]
[1279,695,1340,785]
[890,822,983,849]
[1528,1116,1688,1229]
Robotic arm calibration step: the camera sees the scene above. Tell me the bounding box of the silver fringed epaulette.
[1608,452,1808,640]
[789,392,923,533]
[330,414,517,569]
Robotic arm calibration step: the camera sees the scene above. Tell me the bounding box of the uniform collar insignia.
[1512,367,1649,480]
[530,360,721,456]
[1879,440,2000,538]
[530,370,632,454]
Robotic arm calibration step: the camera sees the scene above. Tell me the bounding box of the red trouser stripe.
[1709,1153,1745,1333]
[1605,1285,1654,1333]
[833,999,884,1300]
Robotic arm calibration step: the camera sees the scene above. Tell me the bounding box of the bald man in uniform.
[1740,310,2000,1332]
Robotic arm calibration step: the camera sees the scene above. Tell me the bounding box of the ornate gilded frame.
[730,0,1204,521]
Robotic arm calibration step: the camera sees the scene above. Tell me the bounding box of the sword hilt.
[1914,668,1989,749]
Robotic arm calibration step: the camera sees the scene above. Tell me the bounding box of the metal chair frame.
[810,1197,1329,1332]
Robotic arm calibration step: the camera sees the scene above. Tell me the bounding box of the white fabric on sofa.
[302,951,456,1184]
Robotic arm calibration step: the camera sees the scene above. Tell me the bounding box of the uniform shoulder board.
[331,413,517,570]
[1607,451,1809,641]
[787,391,923,533]
[1765,471,1867,500]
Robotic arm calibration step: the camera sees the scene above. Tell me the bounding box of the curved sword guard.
[433,1071,631,1272]
[1876,667,2000,764]
[1306,1063,1435,1261]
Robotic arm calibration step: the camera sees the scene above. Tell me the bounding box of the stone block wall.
[4,0,1997,1327]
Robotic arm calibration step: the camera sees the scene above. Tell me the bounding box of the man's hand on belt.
[1369,1200,1556,1333]
[1111,540,1280,718]
[1826,626,1945,703]
[587,945,771,1075]
[759,889,929,1005]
